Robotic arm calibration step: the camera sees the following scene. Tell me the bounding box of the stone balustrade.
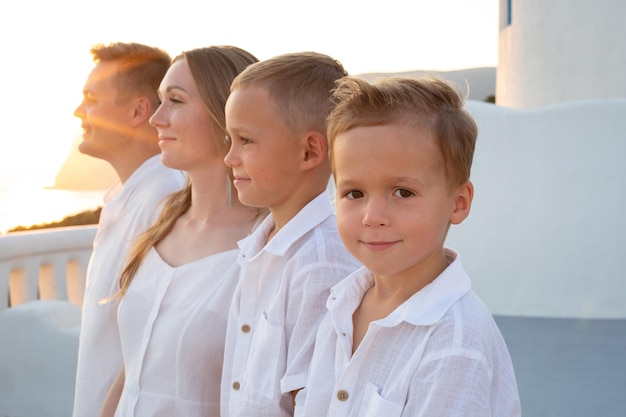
[0,225,96,312]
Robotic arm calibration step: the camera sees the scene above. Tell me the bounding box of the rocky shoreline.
[8,207,101,233]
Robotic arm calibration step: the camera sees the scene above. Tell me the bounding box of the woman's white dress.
[114,247,240,417]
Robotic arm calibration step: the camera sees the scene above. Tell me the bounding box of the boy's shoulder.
[425,289,504,353]
[364,252,499,350]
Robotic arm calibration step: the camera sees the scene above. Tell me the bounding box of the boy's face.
[224,87,303,210]
[334,123,471,281]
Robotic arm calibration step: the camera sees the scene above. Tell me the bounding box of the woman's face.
[150,59,222,173]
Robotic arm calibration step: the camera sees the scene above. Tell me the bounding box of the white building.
[496,0,626,108]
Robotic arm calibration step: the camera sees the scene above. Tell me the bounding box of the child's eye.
[393,189,414,198]
[169,97,183,104]
[345,190,364,200]
[240,137,253,145]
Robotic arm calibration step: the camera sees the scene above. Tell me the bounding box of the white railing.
[0,225,96,312]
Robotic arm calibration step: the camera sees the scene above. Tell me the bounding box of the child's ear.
[130,96,152,127]
[300,131,328,170]
[450,181,473,225]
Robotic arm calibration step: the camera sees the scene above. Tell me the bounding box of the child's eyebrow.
[390,175,423,184]
[336,176,426,189]
[224,126,241,137]
[334,177,361,187]
[225,123,255,138]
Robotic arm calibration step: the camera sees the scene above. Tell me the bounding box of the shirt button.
[232,381,241,391]
[241,324,251,333]
[337,390,349,401]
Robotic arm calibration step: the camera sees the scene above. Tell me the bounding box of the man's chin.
[77,140,91,156]
[77,141,103,160]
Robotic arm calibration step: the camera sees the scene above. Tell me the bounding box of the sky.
[0,0,499,188]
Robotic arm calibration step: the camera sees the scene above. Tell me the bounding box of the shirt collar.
[327,248,471,327]
[237,191,334,261]
[104,154,169,204]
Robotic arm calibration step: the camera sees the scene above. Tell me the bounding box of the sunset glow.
[0,0,498,231]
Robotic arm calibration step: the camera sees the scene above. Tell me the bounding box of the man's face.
[74,61,135,162]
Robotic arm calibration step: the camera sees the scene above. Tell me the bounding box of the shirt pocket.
[358,382,403,417]
[246,309,285,400]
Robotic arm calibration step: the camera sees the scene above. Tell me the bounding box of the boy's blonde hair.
[327,76,477,188]
[90,42,171,111]
[231,51,348,135]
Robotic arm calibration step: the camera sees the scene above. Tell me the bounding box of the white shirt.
[73,155,185,417]
[221,192,361,417]
[114,247,240,417]
[296,249,521,417]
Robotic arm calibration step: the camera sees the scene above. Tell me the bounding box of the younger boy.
[220,52,361,417]
[295,76,521,417]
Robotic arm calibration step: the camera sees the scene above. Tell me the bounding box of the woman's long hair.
[110,46,259,300]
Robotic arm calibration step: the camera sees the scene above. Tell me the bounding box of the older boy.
[72,42,185,417]
[295,77,521,417]
[221,52,361,417]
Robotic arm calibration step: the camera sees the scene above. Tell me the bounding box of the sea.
[0,178,105,234]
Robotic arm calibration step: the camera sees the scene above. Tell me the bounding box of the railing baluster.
[0,226,97,311]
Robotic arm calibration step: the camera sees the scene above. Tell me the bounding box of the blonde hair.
[90,42,171,111]
[231,51,348,135]
[327,76,477,188]
[113,46,259,299]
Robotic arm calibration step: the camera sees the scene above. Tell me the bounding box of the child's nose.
[224,144,238,167]
[362,198,389,227]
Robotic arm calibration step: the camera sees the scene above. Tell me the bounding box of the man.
[72,42,185,417]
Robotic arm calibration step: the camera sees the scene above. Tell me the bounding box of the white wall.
[446,99,626,319]
[0,300,80,417]
[497,0,626,108]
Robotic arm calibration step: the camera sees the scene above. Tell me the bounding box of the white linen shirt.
[296,249,521,417]
[220,192,361,417]
[73,155,185,417]
[114,247,240,417]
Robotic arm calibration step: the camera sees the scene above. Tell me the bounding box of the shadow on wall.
[446,98,626,319]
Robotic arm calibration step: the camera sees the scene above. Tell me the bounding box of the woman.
[100,46,262,417]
